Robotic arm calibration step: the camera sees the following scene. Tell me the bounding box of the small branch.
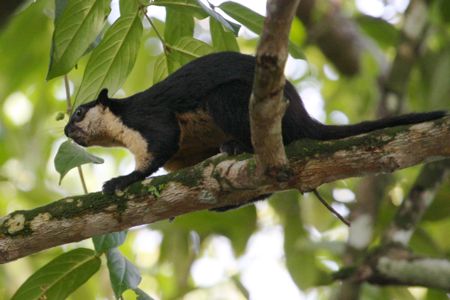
[64,75,72,114]
[142,7,167,53]
[0,116,449,264]
[377,0,429,117]
[337,1,433,297]
[312,190,350,226]
[64,75,89,194]
[383,160,450,246]
[249,0,300,178]
[337,246,450,290]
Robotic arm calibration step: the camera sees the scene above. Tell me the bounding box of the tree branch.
[383,159,450,246]
[249,0,300,177]
[336,246,450,290]
[1,116,449,264]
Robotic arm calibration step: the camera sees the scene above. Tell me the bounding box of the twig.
[313,189,350,226]
[141,7,167,54]
[63,75,88,194]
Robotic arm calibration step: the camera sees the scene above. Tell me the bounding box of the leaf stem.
[141,7,168,53]
[313,189,350,226]
[64,75,89,194]
[77,165,89,194]
[64,75,73,114]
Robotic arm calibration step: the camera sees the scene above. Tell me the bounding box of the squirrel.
[64,51,446,194]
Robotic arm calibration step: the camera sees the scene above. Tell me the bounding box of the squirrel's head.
[64,89,122,147]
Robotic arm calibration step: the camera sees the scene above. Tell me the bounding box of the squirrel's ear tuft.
[97,88,109,104]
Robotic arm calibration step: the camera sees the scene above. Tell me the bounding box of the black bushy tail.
[315,111,447,140]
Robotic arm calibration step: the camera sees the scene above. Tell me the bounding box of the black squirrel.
[64,52,446,194]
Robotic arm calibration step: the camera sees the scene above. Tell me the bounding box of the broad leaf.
[155,205,257,256]
[55,0,69,19]
[54,140,104,184]
[168,36,214,61]
[219,1,304,59]
[153,54,170,84]
[134,288,155,300]
[106,248,142,298]
[75,12,143,105]
[164,8,195,45]
[219,1,262,33]
[270,191,331,289]
[93,231,128,253]
[356,15,399,49]
[47,0,110,79]
[210,18,239,52]
[195,0,240,35]
[120,0,140,15]
[12,248,101,300]
[153,37,214,81]
[150,0,207,19]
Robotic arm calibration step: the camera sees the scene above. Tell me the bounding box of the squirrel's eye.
[73,108,84,120]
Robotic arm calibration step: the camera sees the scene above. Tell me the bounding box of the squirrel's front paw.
[220,140,252,155]
[102,177,126,194]
[102,172,145,194]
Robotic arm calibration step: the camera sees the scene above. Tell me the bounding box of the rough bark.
[249,0,300,178]
[1,116,449,264]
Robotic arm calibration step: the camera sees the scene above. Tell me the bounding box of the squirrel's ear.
[97,88,109,104]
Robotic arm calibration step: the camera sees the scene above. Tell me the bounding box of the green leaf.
[219,2,262,33]
[195,0,240,35]
[287,41,304,59]
[55,0,69,19]
[210,18,239,52]
[153,54,169,84]
[134,288,155,300]
[164,8,195,45]
[12,248,101,300]
[158,205,257,255]
[47,0,111,79]
[54,140,104,184]
[75,12,143,105]
[93,231,127,253]
[219,1,304,59]
[168,36,214,61]
[270,191,331,289]
[425,288,449,300]
[150,0,207,18]
[106,248,142,298]
[437,0,450,23]
[120,0,140,15]
[356,15,399,49]
[154,37,213,80]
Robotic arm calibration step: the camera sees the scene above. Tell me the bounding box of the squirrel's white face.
[65,103,108,146]
[64,89,125,147]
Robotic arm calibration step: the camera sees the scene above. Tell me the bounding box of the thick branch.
[0,116,449,264]
[249,0,300,177]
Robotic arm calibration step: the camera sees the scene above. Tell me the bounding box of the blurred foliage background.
[0,0,449,299]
